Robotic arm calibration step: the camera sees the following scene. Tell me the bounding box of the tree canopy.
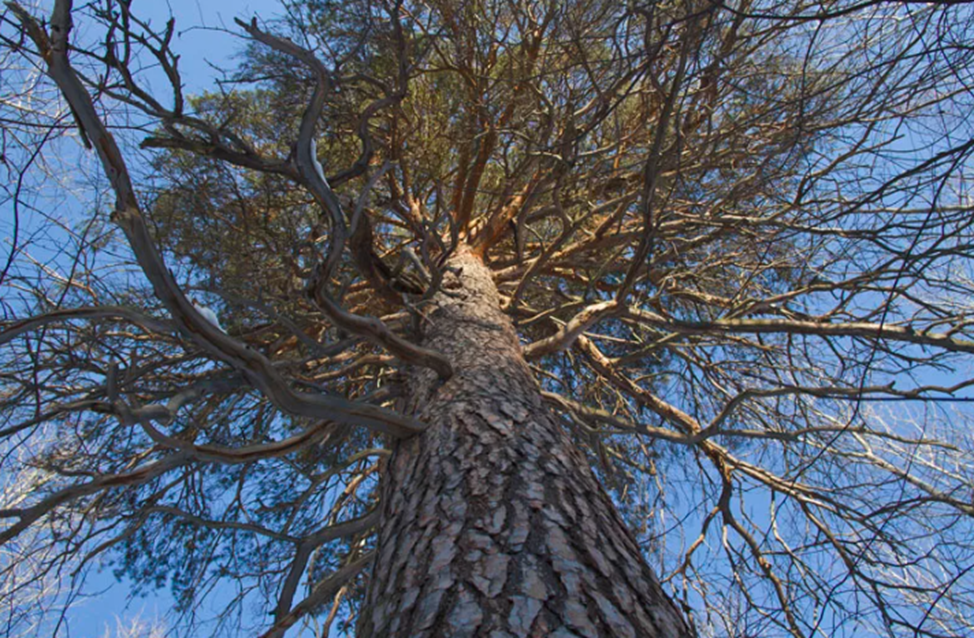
[2,0,974,636]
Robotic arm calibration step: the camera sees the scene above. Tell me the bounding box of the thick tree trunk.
[360,248,691,638]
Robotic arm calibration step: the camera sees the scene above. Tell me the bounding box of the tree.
[2,0,974,635]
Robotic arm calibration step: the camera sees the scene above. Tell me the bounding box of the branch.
[577,334,702,435]
[542,391,693,444]
[0,453,190,544]
[523,300,620,359]
[7,1,425,438]
[273,509,380,626]
[0,305,173,345]
[625,308,974,355]
[310,292,453,380]
[237,19,451,379]
[135,415,340,464]
[234,17,346,281]
[260,551,374,638]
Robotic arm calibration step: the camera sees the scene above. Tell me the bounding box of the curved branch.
[311,292,453,380]
[273,509,380,625]
[0,305,173,346]
[0,453,190,545]
[261,551,374,638]
[7,1,424,438]
[136,416,339,464]
[234,17,346,281]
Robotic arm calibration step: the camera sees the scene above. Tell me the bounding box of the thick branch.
[7,1,424,437]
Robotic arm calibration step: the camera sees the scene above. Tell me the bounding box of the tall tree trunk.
[360,248,691,638]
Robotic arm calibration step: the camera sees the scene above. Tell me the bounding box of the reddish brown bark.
[359,248,691,637]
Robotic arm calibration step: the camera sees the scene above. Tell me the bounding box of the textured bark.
[360,248,692,638]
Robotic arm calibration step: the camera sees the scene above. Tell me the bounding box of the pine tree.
[3,0,974,636]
